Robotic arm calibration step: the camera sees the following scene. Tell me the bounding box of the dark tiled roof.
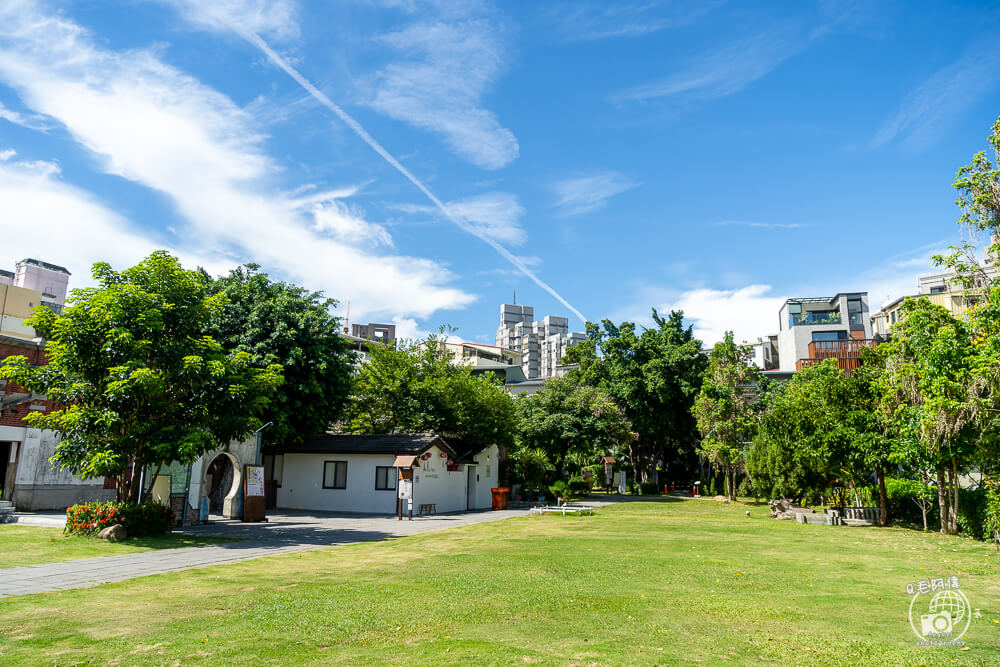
[285,433,456,457]
[0,270,13,278]
[18,258,70,275]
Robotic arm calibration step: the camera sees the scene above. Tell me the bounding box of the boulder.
[769,498,815,519]
[98,524,127,542]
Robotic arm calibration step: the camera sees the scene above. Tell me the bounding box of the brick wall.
[0,336,53,427]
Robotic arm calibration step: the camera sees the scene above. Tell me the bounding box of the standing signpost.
[243,464,266,522]
[397,467,414,521]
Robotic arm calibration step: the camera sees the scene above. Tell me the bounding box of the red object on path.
[491,487,509,510]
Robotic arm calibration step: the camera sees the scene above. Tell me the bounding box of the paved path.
[1,503,617,598]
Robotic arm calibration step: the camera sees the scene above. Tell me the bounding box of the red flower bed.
[65,501,174,537]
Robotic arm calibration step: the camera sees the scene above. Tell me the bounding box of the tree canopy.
[694,331,760,501]
[207,264,354,450]
[564,309,706,482]
[345,338,517,456]
[0,252,283,501]
[515,376,633,477]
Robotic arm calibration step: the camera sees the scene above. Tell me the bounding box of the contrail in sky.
[239,30,587,324]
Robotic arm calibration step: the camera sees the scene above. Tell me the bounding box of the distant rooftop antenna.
[344,300,351,335]
[513,289,516,305]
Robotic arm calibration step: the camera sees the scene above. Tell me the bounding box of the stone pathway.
[0,505,574,598]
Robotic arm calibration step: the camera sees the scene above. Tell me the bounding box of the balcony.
[788,310,841,327]
[795,339,878,376]
[806,339,876,359]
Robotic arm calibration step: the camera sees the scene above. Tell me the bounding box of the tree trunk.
[937,468,949,534]
[950,459,960,534]
[876,465,888,527]
[728,465,737,502]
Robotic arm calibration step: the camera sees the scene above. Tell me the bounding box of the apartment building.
[495,304,586,379]
[0,259,71,340]
[871,265,999,337]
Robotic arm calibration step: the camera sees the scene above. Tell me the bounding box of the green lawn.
[0,525,234,568]
[0,499,998,665]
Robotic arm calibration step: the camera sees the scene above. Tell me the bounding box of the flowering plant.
[65,500,174,537]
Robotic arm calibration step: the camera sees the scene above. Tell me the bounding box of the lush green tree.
[515,376,633,478]
[694,331,759,501]
[749,360,880,506]
[0,252,283,501]
[207,264,354,450]
[564,309,706,482]
[345,338,517,455]
[878,298,988,533]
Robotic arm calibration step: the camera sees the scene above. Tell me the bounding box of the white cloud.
[872,37,1000,151]
[0,100,52,131]
[546,1,723,42]
[0,1,474,322]
[159,0,299,41]
[667,284,787,346]
[391,191,526,245]
[613,25,806,104]
[443,192,525,245]
[0,149,190,282]
[368,10,519,170]
[552,172,638,216]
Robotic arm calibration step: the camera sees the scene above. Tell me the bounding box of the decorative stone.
[98,524,127,542]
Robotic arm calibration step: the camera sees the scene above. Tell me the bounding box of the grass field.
[0,498,997,665]
[0,525,234,568]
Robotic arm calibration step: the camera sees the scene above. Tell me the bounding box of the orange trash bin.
[491,487,510,510]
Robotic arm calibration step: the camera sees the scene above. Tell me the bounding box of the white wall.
[1,424,112,509]
[277,444,499,514]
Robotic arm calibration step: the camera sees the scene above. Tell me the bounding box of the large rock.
[98,524,127,542]
[769,499,815,520]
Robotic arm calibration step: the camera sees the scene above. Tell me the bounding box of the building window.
[812,331,847,342]
[375,466,396,491]
[323,461,347,489]
[930,285,946,294]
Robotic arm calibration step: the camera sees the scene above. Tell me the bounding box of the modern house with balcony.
[775,292,874,374]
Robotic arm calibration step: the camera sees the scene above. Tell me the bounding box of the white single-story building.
[274,434,499,515]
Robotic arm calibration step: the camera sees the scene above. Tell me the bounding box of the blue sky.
[2,0,999,345]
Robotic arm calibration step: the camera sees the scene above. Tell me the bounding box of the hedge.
[65,500,174,537]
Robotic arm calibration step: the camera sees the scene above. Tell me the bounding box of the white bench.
[531,504,595,516]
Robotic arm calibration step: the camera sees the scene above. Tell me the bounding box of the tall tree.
[749,360,884,508]
[694,331,759,501]
[879,298,986,533]
[0,252,283,501]
[345,338,517,455]
[207,264,354,449]
[515,376,633,477]
[564,309,706,482]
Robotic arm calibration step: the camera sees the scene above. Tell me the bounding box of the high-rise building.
[13,259,70,313]
[495,304,586,379]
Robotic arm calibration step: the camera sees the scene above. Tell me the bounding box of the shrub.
[566,475,591,497]
[884,478,938,528]
[737,477,756,499]
[708,478,717,496]
[958,487,987,540]
[548,480,568,502]
[65,501,174,537]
